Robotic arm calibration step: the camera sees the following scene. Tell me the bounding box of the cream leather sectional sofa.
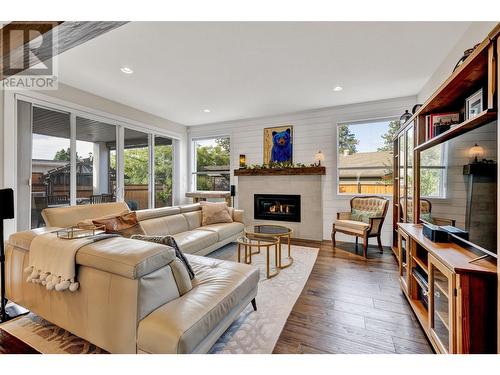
[5,202,259,353]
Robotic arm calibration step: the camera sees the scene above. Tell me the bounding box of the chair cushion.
[196,222,244,241]
[172,230,218,254]
[334,219,370,235]
[137,254,259,353]
[351,197,387,213]
[351,208,381,224]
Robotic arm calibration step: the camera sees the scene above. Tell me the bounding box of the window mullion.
[149,134,154,209]
[70,113,77,206]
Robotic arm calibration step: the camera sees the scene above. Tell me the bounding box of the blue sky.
[346,120,391,153]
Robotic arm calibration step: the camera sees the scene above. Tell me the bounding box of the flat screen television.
[419,121,497,256]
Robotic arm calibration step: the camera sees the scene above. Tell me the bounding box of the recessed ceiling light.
[333,86,343,92]
[120,67,134,74]
[203,109,211,113]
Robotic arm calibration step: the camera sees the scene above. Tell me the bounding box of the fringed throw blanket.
[24,233,118,292]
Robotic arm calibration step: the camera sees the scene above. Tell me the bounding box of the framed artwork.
[465,88,483,120]
[263,125,293,165]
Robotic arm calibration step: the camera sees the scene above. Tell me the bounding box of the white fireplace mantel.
[237,174,323,241]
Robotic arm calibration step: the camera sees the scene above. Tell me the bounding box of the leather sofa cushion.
[179,204,201,213]
[183,211,202,230]
[172,230,218,254]
[335,219,370,235]
[197,222,244,241]
[75,237,176,279]
[42,202,130,228]
[135,206,181,222]
[140,214,189,236]
[8,227,58,251]
[137,254,259,353]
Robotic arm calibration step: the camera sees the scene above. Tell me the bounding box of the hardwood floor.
[0,328,39,354]
[273,240,434,354]
[0,239,432,354]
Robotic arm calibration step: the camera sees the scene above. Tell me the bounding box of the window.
[337,119,398,195]
[154,136,174,207]
[76,117,117,205]
[31,106,71,228]
[192,137,230,191]
[123,128,150,210]
[420,144,447,198]
[19,99,177,231]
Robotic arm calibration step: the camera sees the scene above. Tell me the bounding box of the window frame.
[13,94,178,231]
[191,136,231,192]
[419,142,448,200]
[336,118,398,197]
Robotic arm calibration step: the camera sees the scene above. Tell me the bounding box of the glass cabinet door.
[429,255,455,353]
[405,125,414,223]
[398,229,410,294]
[398,134,406,222]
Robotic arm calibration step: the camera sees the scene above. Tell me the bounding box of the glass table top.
[244,224,292,236]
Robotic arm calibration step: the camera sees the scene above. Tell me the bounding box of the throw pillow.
[131,234,195,280]
[92,211,145,238]
[351,208,382,224]
[200,201,233,226]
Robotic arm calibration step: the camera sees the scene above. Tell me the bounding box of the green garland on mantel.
[242,161,318,169]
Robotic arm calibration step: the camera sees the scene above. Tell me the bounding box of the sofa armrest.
[337,211,351,220]
[233,209,245,224]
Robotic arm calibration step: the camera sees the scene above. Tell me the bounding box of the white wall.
[189,96,416,246]
[418,22,497,103]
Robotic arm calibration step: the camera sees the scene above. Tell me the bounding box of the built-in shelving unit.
[392,23,499,354]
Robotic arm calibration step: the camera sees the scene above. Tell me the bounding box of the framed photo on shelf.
[465,88,483,120]
[430,112,460,136]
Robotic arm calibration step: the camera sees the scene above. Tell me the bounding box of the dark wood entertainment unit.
[393,24,499,353]
[397,223,496,353]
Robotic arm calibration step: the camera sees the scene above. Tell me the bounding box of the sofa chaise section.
[5,202,257,353]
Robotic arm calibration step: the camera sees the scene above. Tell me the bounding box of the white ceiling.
[56,22,472,126]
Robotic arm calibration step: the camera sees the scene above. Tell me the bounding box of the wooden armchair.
[331,196,389,258]
[401,197,456,226]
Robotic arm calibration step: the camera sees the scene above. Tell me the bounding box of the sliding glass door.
[76,117,117,205]
[123,128,150,210]
[31,106,71,228]
[154,136,173,208]
[16,99,176,231]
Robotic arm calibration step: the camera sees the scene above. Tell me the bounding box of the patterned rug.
[0,243,318,354]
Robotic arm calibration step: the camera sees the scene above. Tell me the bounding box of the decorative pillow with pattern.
[131,234,195,279]
[351,208,382,224]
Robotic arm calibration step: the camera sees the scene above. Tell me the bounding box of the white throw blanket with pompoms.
[25,232,117,292]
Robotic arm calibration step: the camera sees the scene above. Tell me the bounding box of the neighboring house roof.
[338,151,392,179]
[32,159,68,174]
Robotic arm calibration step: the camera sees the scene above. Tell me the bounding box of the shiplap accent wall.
[188,96,416,245]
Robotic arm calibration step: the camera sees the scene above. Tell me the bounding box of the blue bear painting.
[271,128,292,163]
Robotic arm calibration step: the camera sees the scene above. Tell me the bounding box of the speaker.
[230,185,236,197]
[0,189,14,220]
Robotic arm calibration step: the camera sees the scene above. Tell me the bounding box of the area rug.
[0,243,318,354]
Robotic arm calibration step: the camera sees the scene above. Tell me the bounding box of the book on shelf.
[424,112,461,141]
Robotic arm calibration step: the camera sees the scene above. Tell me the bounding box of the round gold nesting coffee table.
[244,224,293,269]
[236,236,280,279]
